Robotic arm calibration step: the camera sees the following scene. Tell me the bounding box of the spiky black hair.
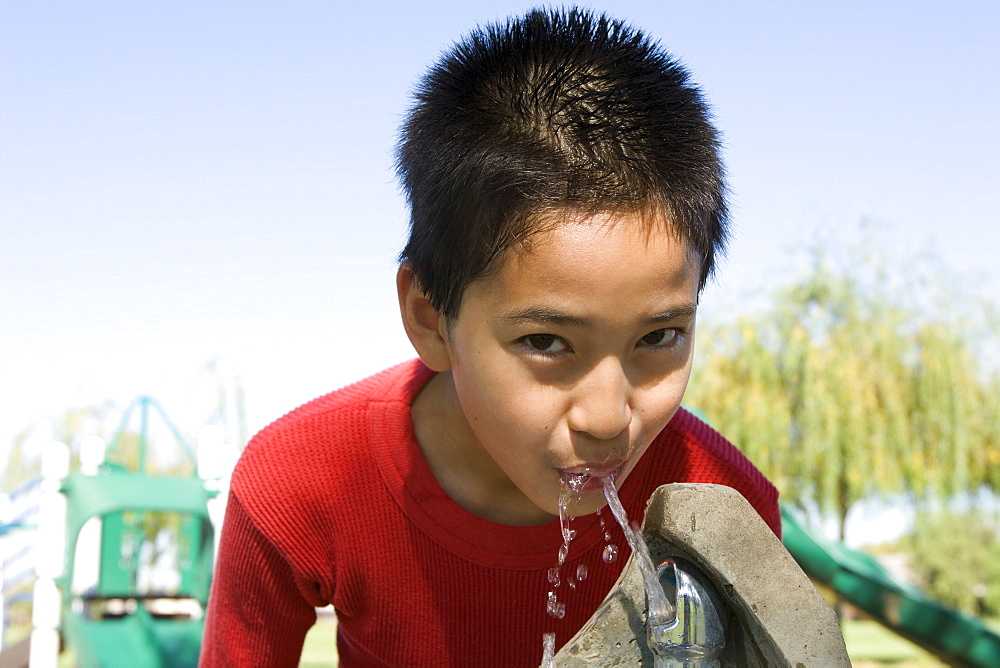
[396,6,728,317]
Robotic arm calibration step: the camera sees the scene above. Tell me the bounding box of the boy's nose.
[567,358,632,441]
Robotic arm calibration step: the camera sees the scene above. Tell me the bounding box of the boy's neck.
[410,370,556,527]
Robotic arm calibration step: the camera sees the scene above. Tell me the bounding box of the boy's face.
[417,212,701,525]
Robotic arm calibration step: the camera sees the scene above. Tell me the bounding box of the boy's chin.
[565,495,608,518]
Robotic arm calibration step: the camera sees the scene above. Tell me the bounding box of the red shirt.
[201,360,779,667]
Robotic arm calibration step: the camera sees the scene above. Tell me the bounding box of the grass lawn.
[299,611,338,668]
[842,618,947,667]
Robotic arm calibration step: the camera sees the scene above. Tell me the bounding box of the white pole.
[198,425,238,557]
[29,579,61,668]
[31,441,69,668]
[0,492,9,652]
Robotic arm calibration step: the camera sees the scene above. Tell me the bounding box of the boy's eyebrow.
[647,304,698,324]
[501,308,586,327]
[501,304,698,327]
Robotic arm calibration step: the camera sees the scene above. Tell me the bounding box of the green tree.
[900,509,1000,616]
[686,240,1000,541]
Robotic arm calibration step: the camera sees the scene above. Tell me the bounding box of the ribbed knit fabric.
[200,359,779,667]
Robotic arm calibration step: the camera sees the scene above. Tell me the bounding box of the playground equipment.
[1,479,42,665]
[7,396,231,668]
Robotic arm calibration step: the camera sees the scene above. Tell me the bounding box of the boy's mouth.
[558,465,621,494]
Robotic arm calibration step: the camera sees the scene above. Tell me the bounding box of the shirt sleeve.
[199,492,319,667]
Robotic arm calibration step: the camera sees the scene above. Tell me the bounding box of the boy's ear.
[396,263,453,372]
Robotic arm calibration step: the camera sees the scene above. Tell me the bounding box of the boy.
[201,7,779,666]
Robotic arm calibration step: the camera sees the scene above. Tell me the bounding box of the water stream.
[541,473,677,665]
[600,476,675,626]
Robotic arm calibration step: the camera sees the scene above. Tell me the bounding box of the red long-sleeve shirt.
[200,360,779,667]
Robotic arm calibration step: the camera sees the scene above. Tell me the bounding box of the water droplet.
[546,591,566,619]
[576,564,588,581]
[602,544,618,563]
[603,531,612,542]
[547,480,586,620]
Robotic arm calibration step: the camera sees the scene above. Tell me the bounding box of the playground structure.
[2,397,999,666]
[1,396,232,668]
[0,479,41,666]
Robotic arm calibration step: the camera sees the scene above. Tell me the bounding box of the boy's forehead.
[485,212,702,296]
[449,210,702,323]
[449,230,699,341]
[511,208,698,265]
[441,213,701,324]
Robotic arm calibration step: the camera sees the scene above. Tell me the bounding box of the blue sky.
[2,1,997,531]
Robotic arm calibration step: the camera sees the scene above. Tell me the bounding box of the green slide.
[61,608,203,668]
[781,505,1000,667]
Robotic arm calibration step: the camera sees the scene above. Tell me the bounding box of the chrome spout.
[647,557,727,667]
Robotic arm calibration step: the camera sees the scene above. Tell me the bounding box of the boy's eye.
[639,328,678,347]
[524,334,569,354]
